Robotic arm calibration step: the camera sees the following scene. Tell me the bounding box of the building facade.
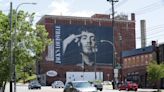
[37,13,136,85]
[121,41,164,88]
[121,45,156,87]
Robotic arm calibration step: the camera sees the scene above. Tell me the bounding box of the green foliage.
[147,61,164,82]
[18,74,36,83]
[146,61,164,89]
[0,10,11,88]
[0,10,51,89]
[160,63,164,78]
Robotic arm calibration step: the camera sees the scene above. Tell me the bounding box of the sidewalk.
[16,83,28,86]
[160,89,164,92]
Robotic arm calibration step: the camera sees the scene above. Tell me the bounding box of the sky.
[1,0,164,48]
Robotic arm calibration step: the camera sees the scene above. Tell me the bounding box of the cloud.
[0,1,9,8]
[70,10,94,17]
[48,0,71,15]
[48,0,94,17]
[0,1,10,14]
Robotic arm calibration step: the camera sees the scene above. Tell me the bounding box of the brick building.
[121,41,164,88]
[121,45,156,87]
[37,13,136,85]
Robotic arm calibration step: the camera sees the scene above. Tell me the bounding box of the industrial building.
[37,13,136,85]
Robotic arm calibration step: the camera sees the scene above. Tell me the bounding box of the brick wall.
[38,14,136,85]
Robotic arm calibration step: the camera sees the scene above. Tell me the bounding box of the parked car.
[118,81,138,91]
[28,80,41,89]
[102,81,113,90]
[51,80,65,88]
[64,81,97,92]
[93,82,103,91]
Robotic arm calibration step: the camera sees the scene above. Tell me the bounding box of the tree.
[0,10,51,92]
[0,10,11,92]
[146,61,164,90]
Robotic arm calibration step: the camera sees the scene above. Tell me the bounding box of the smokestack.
[140,20,146,48]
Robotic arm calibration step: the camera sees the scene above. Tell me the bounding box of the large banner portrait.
[54,24,113,66]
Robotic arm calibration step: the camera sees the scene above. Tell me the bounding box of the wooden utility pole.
[107,0,118,89]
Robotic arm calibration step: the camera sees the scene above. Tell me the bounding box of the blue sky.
[1,0,164,48]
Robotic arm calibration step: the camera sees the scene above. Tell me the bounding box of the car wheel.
[99,88,102,91]
[126,88,129,91]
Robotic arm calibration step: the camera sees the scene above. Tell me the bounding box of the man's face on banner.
[80,31,96,54]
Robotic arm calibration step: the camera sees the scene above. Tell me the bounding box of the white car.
[51,80,65,88]
[64,81,97,92]
[102,81,113,90]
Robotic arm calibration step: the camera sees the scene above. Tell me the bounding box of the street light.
[15,3,37,31]
[100,40,118,88]
[13,2,37,92]
[100,40,116,68]
[94,40,116,81]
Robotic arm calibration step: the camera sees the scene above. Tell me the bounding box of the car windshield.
[73,82,92,88]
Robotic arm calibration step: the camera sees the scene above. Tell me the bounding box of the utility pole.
[107,0,118,89]
[13,3,37,92]
[9,2,13,92]
[94,46,97,80]
[119,33,122,81]
[107,0,118,67]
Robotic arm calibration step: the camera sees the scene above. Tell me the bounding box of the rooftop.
[122,46,154,57]
[37,13,135,25]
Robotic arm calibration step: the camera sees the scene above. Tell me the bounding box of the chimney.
[152,41,158,51]
[131,13,135,21]
[140,20,146,48]
[152,41,157,47]
[152,41,160,64]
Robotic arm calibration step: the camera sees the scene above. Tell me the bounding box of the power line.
[135,33,164,40]
[112,0,164,15]
[147,33,164,39]
[134,1,163,15]
[146,24,164,31]
[106,0,129,12]
[147,24,164,30]
[146,28,164,36]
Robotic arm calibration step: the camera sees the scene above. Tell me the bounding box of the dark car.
[118,81,138,91]
[64,81,97,92]
[28,81,41,89]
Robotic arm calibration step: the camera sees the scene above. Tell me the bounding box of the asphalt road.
[5,83,163,92]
